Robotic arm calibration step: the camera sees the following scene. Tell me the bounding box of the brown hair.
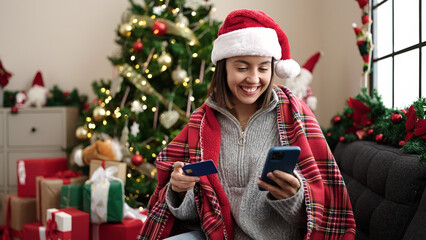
[207,58,275,109]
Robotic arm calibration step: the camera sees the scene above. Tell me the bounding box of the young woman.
[138,9,356,240]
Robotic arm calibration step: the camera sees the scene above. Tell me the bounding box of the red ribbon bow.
[53,170,81,179]
[46,218,59,240]
[405,105,426,142]
[347,97,372,127]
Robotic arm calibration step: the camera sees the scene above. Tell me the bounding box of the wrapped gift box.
[89,160,126,185]
[17,158,68,197]
[83,166,124,224]
[36,172,88,225]
[90,219,143,240]
[1,195,37,240]
[60,184,83,210]
[22,208,89,240]
[46,208,89,240]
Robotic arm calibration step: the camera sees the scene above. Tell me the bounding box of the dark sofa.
[334,141,426,240]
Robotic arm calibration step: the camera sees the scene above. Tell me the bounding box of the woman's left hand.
[257,170,301,200]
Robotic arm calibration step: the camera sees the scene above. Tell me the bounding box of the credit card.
[182,160,218,177]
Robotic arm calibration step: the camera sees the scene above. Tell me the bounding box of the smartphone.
[258,146,301,191]
[182,160,218,177]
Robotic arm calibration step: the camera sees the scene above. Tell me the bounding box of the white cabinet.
[0,107,79,194]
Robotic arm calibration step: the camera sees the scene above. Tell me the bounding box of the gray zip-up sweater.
[166,91,307,239]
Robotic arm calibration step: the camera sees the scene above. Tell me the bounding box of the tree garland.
[323,88,426,161]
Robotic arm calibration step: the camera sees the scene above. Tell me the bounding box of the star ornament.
[0,60,12,88]
[131,100,144,114]
[130,121,140,137]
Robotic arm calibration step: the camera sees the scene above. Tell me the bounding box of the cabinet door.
[7,112,64,147]
[8,151,66,187]
[0,111,4,147]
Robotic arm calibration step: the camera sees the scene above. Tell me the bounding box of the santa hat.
[302,51,323,73]
[32,71,44,87]
[211,9,300,79]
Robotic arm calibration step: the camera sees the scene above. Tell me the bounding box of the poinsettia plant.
[323,88,426,162]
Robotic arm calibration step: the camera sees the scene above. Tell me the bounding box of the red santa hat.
[302,51,323,73]
[211,9,300,79]
[32,71,44,87]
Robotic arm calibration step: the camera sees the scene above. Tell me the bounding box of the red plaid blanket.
[138,86,356,240]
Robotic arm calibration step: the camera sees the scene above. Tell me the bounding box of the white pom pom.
[275,59,301,79]
[73,149,84,167]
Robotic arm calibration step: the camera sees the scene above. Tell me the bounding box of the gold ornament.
[160,110,179,129]
[157,52,173,68]
[119,23,132,37]
[171,65,188,83]
[93,106,106,121]
[75,126,89,140]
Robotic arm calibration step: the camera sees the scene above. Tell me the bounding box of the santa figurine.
[24,71,48,108]
[284,51,323,111]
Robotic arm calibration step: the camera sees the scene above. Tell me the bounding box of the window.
[371,0,425,109]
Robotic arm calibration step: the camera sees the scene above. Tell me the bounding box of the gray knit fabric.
[166,91,306,239]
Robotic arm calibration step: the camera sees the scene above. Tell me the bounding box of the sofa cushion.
[334,141,426,240]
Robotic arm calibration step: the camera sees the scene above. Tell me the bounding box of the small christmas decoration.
[398,140,405,148]
[285,51,322,111]
[339,136,345,142]
[130,121,140,136]
[130,100,144,114]
[367,129,374,135]
[92,106,106,121]
[375,134,384,143]
[175,13,189,27]
[346,97,371,127]
[333,116,342,124]
[119,23,132,37]
[157,52,173,68]
[15,90,27,108]
[160,110,179,129]
[131,153,144,166]
[152,20,167,36]
[171,65,188,84]
[391,113,403,124]
[24,71,48,108]
[132,39,144,53]
[75,126,89,140]
[0,59,12,107]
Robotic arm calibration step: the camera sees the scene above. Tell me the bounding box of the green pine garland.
[323,88,426,162]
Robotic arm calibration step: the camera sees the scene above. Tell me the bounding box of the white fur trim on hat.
[211,27,281,64]
[275,59,300,79]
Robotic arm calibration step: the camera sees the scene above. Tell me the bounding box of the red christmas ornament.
[367,129,374,135]
[133,40,144,53]
[398,140,405,148]
[401,109,408,115]
[152,21,167,36]
[131,153,144,166]
[333,116,341,123]
[375,134,384,143]
[391,113,403,124]
[346,113,352,118]
[326,132,332,137]
[339,136,345,142]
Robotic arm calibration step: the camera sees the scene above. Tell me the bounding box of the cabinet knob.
[31,127,37,133]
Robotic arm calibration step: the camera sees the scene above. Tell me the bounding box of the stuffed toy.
[73,133,123,167]
[24,71,48,108]
[284,51,322,111]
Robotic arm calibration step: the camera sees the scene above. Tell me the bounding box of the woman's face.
[225,55,273,108]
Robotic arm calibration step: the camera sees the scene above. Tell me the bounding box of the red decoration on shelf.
[0,60,12,88]
[131,153,144,166]
[375,134,384,143]
[405,105,426,142]
[152,21,167,36]
[339,136,345,142]
[367,129,374,135]
[133,40,144,53]
[346,97,372,127]
[391,113,403,124]
[333,116,341,123]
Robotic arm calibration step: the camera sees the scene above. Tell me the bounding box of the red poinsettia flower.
[0,60,12,88]
[346,97,372,127]
[405,105,426,142]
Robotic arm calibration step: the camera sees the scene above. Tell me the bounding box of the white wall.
[0,0,363,127]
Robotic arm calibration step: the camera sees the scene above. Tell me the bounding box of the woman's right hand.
[170,161,200,193]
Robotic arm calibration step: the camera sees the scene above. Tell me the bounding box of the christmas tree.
[74,0,221,208]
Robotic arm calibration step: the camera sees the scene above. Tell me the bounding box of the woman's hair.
[207,58,275,109]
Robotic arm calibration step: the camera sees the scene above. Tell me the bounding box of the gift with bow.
[1,195,37,240]
[83,166,124,223]
[36,171,87,225]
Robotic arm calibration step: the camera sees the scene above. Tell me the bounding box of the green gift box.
[60,184,84,210]
[83,181,124,223]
